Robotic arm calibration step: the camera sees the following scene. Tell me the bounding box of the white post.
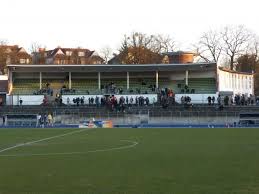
[156,71,159,89]
[39,72,42,90]
[69,72,72,89]
[185,70,189,86]
[8,69,13,94]
[98,72,101,90]
[127,72,129,90]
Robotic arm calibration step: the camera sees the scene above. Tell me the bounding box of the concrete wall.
[54,115,238,125]
[6,95,44,105]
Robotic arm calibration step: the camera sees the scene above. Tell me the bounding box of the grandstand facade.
[7,62,217,105]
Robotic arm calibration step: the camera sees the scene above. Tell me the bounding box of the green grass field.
[1,127,259,194]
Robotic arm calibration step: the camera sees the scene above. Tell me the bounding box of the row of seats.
[186,78,216,94]
[12,78,217,95]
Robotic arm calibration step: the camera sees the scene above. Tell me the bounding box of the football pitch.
[1,127,259,194]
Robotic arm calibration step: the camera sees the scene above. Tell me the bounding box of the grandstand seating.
[186,78,216,94]
[159,78,185,93]
[12,78,217,95]
[158,78,216,94]
[70,79,98,94]
[12,79,39,95]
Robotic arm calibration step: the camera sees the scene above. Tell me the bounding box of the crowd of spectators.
[159,88,175,108]
[65,95,154,112]
[207,94,256,106]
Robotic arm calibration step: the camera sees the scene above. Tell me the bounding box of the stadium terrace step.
[1,104,259,116]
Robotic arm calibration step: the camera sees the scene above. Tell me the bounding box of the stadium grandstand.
[7,62,217,104]
[0,50,255,127]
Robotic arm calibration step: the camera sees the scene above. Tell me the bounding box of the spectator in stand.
[43,95,48,105]
[207,96,212,105]
[76,98,80,106]
[212,96,215,105]
[181,96,184,104]
[135,96,138,106]
[217,95,221,105]
[145,97,149,106]
[130,96,133,107]
[224,96,229,106]
[256,96,259,105]
[80,97,84,105]
[59,97,63,106]
[19,98,23,106]
[95,96,99,107]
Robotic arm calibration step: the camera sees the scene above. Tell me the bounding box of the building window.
[66,51,72,56]
[78,52,85,57]
[19,59,26,64]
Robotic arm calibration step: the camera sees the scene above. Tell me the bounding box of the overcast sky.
[1,0,259,53]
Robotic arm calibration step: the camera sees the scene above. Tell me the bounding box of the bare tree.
[196,30,223,63]
[29,42,47,64]
[100,46,113,64]
[153,34,175,53]
[192,44,211,63]
[221,25,252,70]
[30,42,42,54]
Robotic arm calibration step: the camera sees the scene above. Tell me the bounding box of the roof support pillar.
[127,72,129,90]
[69,72,72,90]
[185,70,189,86]
[8,69,13,94]
[39,72,42,90]
[156,71,159,89]
[98,72,101,90]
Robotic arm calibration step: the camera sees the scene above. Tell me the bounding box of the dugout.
[4,114,38,127]
[239,112,259,125]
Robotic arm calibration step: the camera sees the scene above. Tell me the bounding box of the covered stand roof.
[8,63,216,73]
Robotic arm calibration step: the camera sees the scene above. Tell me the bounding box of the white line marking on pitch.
[0,128,92,154]
[0,140,138,157]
